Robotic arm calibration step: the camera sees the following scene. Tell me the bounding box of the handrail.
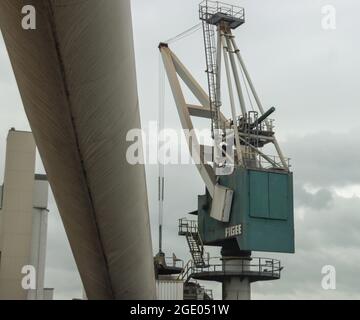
[199,1,245,21]
[179,219,215,274]
[182,256,282,281]
[241,151,291,169]
[179,218,199,234]
[164,256,184,269]
[177,259,194,281]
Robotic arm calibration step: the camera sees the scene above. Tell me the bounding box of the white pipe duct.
[0,0,155,299]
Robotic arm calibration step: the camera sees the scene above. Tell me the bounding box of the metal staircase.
[178,219,207,268]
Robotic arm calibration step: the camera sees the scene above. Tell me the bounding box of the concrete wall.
[0,130,36,299]
[0,130,52,300]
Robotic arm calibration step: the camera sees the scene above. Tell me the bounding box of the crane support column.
[221,247,251,300]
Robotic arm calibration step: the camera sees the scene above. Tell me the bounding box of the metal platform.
[199,1,245,29]
[185,257,282,283]
[156,265,184,276]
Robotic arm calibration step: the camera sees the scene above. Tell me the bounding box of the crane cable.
[158,52,165,253]
[165,23,202,44]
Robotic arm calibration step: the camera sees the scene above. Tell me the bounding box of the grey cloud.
[45,267,83,300]
[284,128,360,187]
[295,184,333,210]
[295,195,360,251]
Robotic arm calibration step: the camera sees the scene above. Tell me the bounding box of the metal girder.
[187,104,228,124]
[171,50,228,127]
[160,45,233,223]
[160,45,217,197]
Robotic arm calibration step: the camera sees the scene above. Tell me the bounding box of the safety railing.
[178,259,194,281]
[164,256,185,269]
[238,115,275,133]
[186,256,282,280]
[178,218,199,235]
[199,0,245,21]
[242,152,291,170]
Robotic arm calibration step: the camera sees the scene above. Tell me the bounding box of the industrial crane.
[159,0,294,300]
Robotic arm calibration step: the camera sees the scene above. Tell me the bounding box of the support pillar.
[221,245,251,300]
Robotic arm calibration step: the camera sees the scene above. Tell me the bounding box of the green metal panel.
[269,173,288,220]
[249,171,269,219]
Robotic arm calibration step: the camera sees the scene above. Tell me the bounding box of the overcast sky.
[1,0,360,299]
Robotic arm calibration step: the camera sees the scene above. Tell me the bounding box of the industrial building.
[0,129,53,300]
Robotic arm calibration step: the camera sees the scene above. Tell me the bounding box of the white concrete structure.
[0,129,53,300]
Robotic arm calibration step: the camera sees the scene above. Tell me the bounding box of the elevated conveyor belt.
[0,0,155,299]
